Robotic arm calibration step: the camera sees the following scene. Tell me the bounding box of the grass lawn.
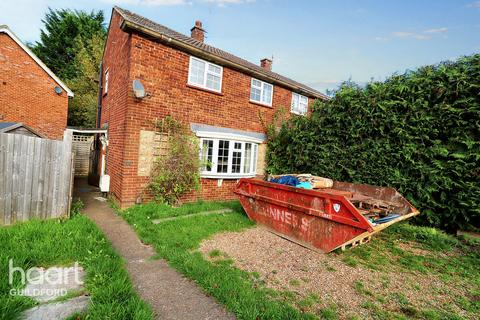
[121,200,480,320]
[0,209,153,320]
[121,201,317,319]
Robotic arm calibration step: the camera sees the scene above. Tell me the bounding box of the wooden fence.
[0,133,74,225]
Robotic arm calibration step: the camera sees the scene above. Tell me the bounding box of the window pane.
[299,102,307,115]
[208,64,221,75]
[262,83,272,104]
[217,140,230,173]
[232,150,242,173]
[252,79,261,88]
[189,59,205,85]
[250,86,261,102]
[291,94,298,113]
[201,140,213,172]
[243,143,252,173]
[206,73,221,91]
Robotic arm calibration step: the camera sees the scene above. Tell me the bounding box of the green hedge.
[267,54,480,232]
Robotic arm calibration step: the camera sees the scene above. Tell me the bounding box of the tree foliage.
[31,8,106,127]
[31,8,105,80]
[267,54,480,232]
[66,33,105,127]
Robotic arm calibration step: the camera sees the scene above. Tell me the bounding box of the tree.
[66,33,105,127]
[31,8,105,81]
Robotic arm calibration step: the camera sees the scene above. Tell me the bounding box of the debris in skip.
[234,174,419,253]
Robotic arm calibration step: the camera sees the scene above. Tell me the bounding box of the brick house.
[99,7,328,207]
[0,25,73,140]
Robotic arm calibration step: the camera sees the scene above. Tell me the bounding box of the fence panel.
[72,135,93,177]
[0,133,74,225]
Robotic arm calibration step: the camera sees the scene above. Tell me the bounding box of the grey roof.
[0,122,18,130]
[191,123,266,142]
[114,7,328,100]
[0,122,45,137]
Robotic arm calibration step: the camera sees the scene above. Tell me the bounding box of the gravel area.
[199,226,471,319]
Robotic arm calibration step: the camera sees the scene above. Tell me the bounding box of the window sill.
[249,100,273,108]
[201,173,256,180]
[290,110,307,116]
[187,84,223,96]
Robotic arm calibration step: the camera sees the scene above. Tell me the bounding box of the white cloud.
[424,27,448,34]
[374,36,389,41]
[391,27,448,41]
[393,31,431,40]
[466,1,480,8]
[393,31,414,38]
[102,0,187,6]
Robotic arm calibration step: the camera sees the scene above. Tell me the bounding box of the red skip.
[234,178,419,253]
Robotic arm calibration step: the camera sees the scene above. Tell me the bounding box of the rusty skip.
[234,178,420,253]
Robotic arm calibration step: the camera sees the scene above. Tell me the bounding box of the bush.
[267,54,480,232]
[150,117,200,205]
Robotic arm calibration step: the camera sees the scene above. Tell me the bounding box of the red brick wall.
[99,12,132,205]
[101,12,317,207]
[0,33,68,140]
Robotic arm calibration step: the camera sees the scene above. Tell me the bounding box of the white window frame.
[250,78,273,106]
[291,92,308,115]
[104,69,109,95]
[187,56,223,93]
[199,138,259,179]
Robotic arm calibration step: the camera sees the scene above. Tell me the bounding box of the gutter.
[119,20,328,100]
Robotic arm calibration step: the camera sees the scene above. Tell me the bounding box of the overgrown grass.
[339,223,480,319]
[121,200,317,320]
[0,215,153,320]
[121,200,480,320]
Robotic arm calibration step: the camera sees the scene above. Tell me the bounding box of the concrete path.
[74,179,235,320]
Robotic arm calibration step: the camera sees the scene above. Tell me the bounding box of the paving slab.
[21,295,89,320]
[23,264,85,303]
[74,178,235,320]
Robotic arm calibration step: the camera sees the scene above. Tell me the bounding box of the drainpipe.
[97,62,103,128]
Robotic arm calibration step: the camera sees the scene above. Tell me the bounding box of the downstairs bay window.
[200,138,258,178]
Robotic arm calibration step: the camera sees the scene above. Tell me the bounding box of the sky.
[1,0,479,93]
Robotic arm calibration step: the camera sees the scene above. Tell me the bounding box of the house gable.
[0,25,73,97]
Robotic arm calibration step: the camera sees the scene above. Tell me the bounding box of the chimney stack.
[260,58,272,71]
[191,20,205,42]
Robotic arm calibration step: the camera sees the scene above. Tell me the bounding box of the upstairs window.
[188,56,223,92]
[104,69,109,95]
[250,78,273,106]
[291,93,308,115]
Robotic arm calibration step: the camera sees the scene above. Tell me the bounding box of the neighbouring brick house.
[0,25,73,140]
[99,7,328,207]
